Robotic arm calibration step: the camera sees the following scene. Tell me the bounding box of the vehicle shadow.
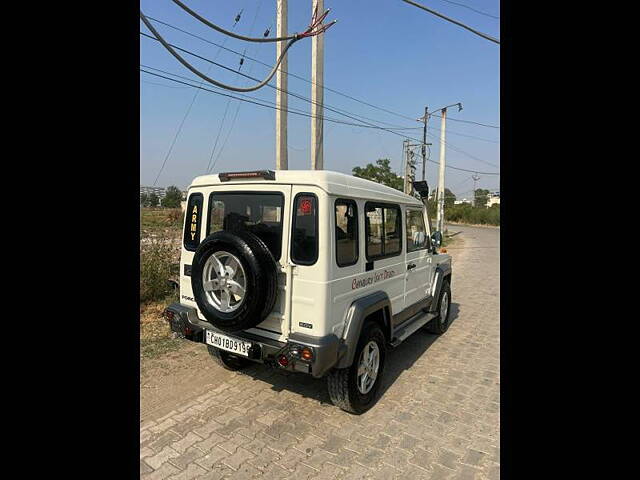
[237,302,461,408]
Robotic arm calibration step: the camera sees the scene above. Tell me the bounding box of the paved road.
[140,224,500,480]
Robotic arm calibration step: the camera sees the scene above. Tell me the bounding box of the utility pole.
[472,173,480,206]
[421,106,428,181]
[275,0,288,170]
[436,107,447,233]
[402,140,409,194]
[433,102,461,232]
[310,0,324,170]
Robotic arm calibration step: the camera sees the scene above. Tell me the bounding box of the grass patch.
[140,238,179,303]
[141,337,184,360]
[140,292,184,360]
[141,208,184,232]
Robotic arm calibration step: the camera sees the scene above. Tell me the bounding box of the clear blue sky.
[140,0,500,199]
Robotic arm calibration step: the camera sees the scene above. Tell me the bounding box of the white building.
[454,198,472,205]
[486,191,500,207]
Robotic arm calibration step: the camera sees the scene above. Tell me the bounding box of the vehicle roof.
[189,170,424,206]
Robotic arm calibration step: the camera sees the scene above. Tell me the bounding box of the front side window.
[335,199,358,267]
[183,192,203,251]
[207,192,284,260]
[291,194,318,265]
[365,203,402,259]
[406,209,428,252]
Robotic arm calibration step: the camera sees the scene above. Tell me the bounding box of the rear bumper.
[164,303,344,378]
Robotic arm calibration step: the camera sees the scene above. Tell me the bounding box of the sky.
[140,0,500,200]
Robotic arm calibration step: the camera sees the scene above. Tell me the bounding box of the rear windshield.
[207,192,284,260]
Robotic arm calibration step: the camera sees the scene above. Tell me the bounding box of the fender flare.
[431,263,452,310]
[335,291,392,369]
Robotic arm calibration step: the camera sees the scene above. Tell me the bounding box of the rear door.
[404,206,433,311]
[180,184,293,342]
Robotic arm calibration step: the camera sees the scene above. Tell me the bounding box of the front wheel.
[425,279,451,334]
[327,322,386,414]
[207,345,252,371]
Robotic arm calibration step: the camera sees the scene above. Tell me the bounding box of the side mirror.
[431,231,443,249]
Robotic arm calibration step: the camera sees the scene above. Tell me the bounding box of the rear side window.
[183,192,203,251]
[406,209,428,252]
[335,199,358,267]
[365,203,402,260]
[291,193,318,265]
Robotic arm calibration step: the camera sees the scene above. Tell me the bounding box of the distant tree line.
[140,186,183,208]
[352,158,499,227]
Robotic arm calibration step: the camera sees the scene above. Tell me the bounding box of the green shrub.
[444,204,500,226]
[140,238,175,303]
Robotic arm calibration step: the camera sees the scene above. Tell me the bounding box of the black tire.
[191,230,278,333]
[207,345,252,371]
[425,279,451,334]
[327,322,386,414]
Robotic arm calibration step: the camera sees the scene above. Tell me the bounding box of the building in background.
[486,191,500,207]
[454,198,472,205]
[140,186,166,206]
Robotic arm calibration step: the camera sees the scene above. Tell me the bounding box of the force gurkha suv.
[165,170,452,414]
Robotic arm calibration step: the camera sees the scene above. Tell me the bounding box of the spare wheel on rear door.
[191,230,278,333]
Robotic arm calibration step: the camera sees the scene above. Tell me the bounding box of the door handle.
[407,263,416,270]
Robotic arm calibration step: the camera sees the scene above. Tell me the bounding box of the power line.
[142,16,421,123]
[207,0,265,174]
[432,0,499,20]
[401,0,500,44]
[169,0,335,43]
[141,67,500,176]
[427,123,499,143]
[430,113,500,129]
[141,31,499,171]
[143,15,501,130]
[149,10,243,186]
[427,132,500,168]
[140,10,306,93]
[140,32,424,133]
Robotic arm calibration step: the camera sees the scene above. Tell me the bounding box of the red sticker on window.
[299,198,313,215]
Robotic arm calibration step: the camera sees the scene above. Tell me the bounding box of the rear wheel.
[327,322,386,414]
[207,345,252,371]
[425,279,451,334]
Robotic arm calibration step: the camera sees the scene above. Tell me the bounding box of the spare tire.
[191,230,278,333]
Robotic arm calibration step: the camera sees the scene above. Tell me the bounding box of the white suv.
[165,169,452,414]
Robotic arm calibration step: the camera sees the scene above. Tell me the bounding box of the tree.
[162,185,183,208]
[444,188,456,208]
[140,192,149,206]
[474,189,490,208]
[352,158,403,192]
[147,193,159,208]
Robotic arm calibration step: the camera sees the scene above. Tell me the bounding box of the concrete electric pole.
[310,0,324,170]
[436,108,447,233]
[472,173,480,206]
[275,0,288,170]
[421,106,428,181]
[434,102,462,232]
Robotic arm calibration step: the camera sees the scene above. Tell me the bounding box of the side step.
[389,310,436,347]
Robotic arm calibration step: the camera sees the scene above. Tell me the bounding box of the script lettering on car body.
[351,269,396,290]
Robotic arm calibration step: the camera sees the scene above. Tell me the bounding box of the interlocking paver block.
[167,463,207,480]
[140,225,500,480]
[221,447,256,471]
[146,446,181,470]
[141,463,180,480]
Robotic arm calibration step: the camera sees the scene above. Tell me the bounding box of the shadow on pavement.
[235,302,461,409]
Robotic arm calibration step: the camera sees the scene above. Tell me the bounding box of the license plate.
[205,330,252,357]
